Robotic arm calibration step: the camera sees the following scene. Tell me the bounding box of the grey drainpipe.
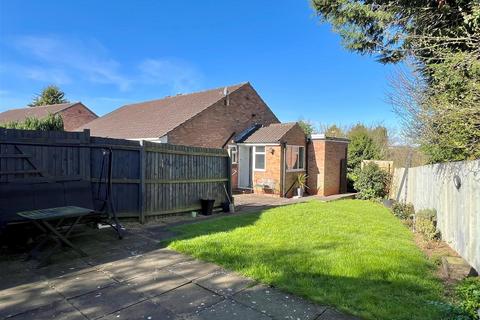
[281,142,287,197]
[305,136,310,194]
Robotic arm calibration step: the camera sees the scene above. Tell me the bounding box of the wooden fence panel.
[0,128,231,221]
[391,160,480,271]
[142,141,230,216]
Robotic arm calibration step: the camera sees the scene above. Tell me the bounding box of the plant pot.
[297,187,304,197]
[200,199,215,215]
[382,199,394,208]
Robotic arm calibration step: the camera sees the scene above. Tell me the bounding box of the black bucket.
[200,199,215,215]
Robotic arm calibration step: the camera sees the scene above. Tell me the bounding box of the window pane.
[256,146,265,153]
[255,154,265,169]
[298,147,305,169]
[291,146,299,169]
[286,146,294,169]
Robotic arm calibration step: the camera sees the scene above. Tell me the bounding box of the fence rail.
[0,128,232,222]
[391,159,480,271]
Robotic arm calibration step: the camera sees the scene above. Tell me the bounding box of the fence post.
[138,140,146,224]
[226,152,233,204]
[83,129,91,180]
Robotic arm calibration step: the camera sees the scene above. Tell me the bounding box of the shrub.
[354,163,390,200]
[416,208,437,221]
[1,113,64,131]
[415,209,440,241]
[392,202,415,220]
[455,277,480,320]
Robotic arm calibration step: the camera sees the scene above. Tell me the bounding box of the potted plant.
[296,173,308,197]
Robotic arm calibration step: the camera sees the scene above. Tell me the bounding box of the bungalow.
[0,102,98,131]
[79,82,348,197]
[228,123,349,197]
[78,83,279,148]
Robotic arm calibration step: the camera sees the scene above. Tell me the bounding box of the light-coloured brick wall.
[307,139,348,196]
[167,84,279,148]
[60,103,98,131]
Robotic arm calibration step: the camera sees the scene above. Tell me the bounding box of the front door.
[238,145,252,188]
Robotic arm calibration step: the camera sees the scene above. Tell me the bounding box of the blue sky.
[0,0,399,130]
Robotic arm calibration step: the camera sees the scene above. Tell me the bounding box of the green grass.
[166,200,446,320]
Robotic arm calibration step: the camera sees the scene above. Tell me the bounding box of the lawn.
[166,200,446,320]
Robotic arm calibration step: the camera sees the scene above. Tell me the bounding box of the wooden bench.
[0,180,122,266]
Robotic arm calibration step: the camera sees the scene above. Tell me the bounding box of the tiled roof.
[0,102,79,124]
[78,83,248,139]
[239,122,298,143]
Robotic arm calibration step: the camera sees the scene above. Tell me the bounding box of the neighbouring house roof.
[78,83,248,139]
[237,122,298,143]
[0,102,86,124]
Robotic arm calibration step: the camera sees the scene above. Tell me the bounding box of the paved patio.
[234,193,356,212]
[1,202,358,320]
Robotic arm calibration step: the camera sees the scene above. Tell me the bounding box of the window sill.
[286,169,306,173]
[254,168,266,172]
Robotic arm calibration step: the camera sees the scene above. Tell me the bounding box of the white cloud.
[1,35,204,95]
[13,36,131,90]
[24,66,72,84]
[139,58,204,93]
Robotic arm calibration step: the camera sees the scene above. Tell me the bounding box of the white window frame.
[228,145,238,164]
[253,145,266,171]
[286,145,305,172]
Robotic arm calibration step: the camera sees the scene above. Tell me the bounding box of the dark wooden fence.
[0,128,232,222]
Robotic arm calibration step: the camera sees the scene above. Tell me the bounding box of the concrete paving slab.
[101,249,191,282]
[85,248,138,266]
[96,254,149,282]
[50,270,116,299]
[0,259,40,290]
[166,260,222,281]
[7,300,87,320]
[35,254,94,280]
[101,299,178,320]
[127,269,190,298]
[0,280,64,318]
[232,284,327,320]
[197,299,272,320]
[68,283,146,320]
[137,248,194,269]
[317,308,360,320]
[0,269,45,291]
[194,270,256,296]
[152,283,223,315]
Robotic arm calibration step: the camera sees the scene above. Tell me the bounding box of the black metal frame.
[96,148,123,239]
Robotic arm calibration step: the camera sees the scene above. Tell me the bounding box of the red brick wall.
[323,141,348,195]
[307,140,325,195]
[167,84,279,148]
[231,163,239,190]
[282,124,307,197]
[252,124,307,197]
[307,139,348,196]
[60,103,98,131]
[252,145,282,195]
